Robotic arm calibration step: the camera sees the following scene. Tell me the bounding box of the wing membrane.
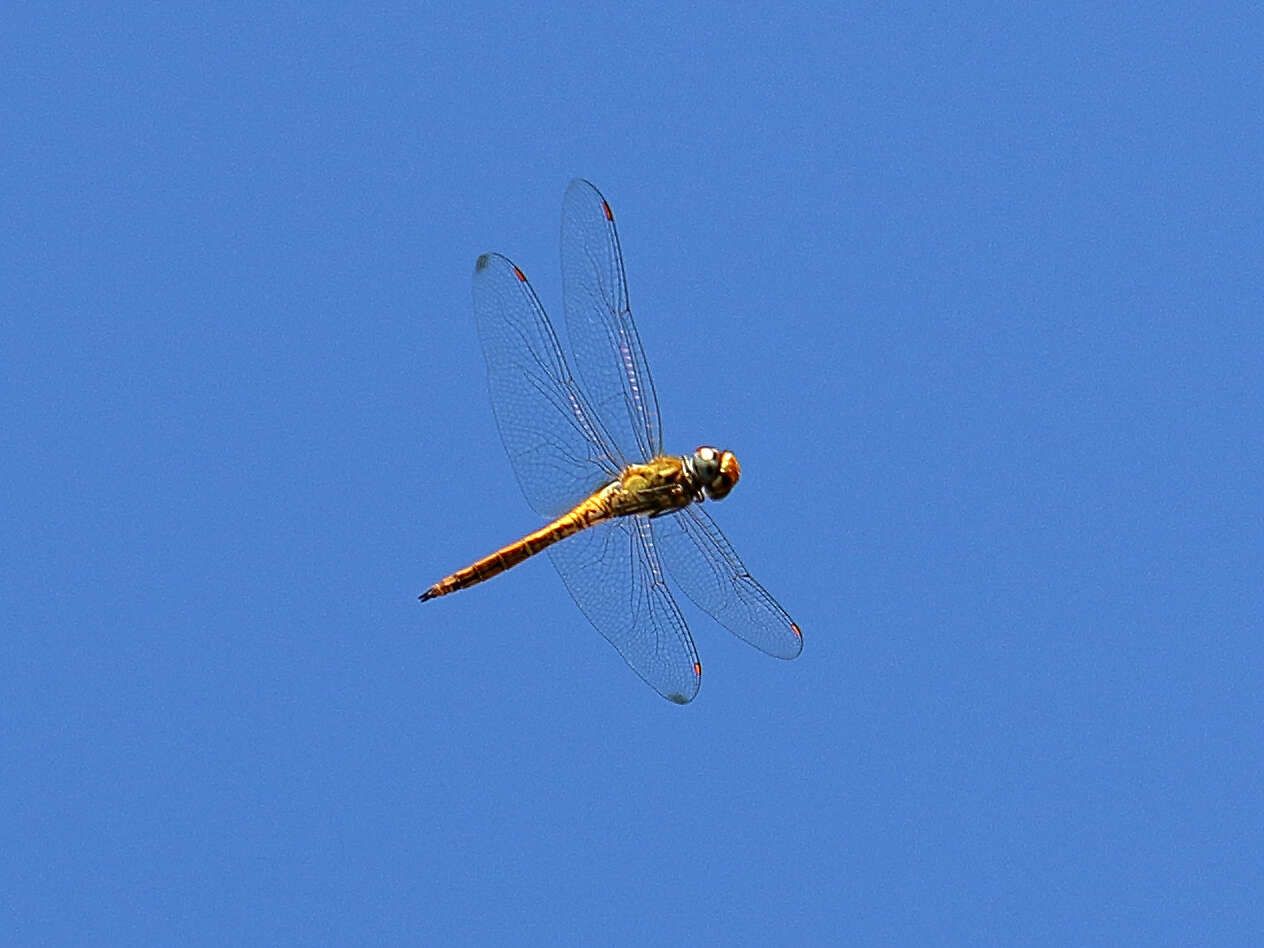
[560,179,662,464]
[653,506,803,659]
[471,252,621,518]
[547,517,702,703]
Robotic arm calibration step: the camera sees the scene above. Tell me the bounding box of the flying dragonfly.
[421,179,801,703]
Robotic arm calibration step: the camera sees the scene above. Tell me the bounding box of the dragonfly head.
[692,446,741,500]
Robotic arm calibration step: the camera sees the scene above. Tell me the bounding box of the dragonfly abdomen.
[419,488,615,601]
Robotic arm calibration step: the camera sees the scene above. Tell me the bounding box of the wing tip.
[782,623,804,659]
[664,661,703,704]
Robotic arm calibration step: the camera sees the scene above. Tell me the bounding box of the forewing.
[547,517,702,704]
[652,506,803,659]
[559,179,662,464]
[471,252,621,518]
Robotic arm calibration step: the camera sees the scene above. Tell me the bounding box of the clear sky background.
[4,3,1260,944]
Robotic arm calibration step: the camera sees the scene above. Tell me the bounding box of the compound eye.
[701,449,740,500]
[693,446,719,481]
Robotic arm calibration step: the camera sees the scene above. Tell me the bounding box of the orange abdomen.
[420,491,610,601]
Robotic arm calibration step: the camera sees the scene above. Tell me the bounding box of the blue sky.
[4,3,1260,943]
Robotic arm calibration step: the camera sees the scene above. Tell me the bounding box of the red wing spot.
[601,200,613,221]
[791,623,802,639]
[513,266,527,283]
[693,661,702,678]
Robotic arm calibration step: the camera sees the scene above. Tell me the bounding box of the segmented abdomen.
[419,490,612,600]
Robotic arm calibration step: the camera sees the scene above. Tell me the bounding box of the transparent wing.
[471,252,622,518]
[560,179,662,465]
[652,505,803,660]
[547,516,702,704]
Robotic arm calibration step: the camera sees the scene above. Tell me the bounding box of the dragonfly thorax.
[688,446,741,501]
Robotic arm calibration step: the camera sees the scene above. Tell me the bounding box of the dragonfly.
[421,179,801,703]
